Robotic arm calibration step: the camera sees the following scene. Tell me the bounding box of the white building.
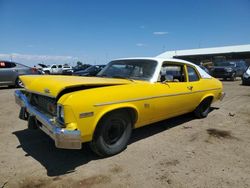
[157,44,250,65]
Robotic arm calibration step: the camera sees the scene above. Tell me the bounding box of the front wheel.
[194,98,212,118]
[90,111,132,157]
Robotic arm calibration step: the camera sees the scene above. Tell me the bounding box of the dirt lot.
[0,80,250,188]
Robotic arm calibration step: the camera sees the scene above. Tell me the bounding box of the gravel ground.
[0,80,250,188]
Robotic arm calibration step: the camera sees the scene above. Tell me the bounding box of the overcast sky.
[0,0,250,66]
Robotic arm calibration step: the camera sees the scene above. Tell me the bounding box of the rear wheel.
[90,110,132,157]
[194,98,212,118]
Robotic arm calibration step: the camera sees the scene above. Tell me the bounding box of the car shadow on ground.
[13,129,99,177]
[0,86,16,90]
[129,113,194,144]
[13,109,217,177]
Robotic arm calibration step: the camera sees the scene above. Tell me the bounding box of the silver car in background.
[0,61,39,87]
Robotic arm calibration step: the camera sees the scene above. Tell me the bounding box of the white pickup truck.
[42,64,72,74]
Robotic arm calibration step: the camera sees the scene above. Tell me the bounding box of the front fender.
[76,103,139,142]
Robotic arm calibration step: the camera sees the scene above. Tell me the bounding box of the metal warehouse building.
[157,44,250,65]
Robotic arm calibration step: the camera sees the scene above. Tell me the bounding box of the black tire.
[44,71,50,74]
[194,98,212,118]
[242,79,247,85]
[15,77,24,88]
[90,110,132,157]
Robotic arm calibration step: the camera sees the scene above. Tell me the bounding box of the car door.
[0,62,18,85]
[57,65,63,74]
[147,62,195,122]
[185,65,204,109]
[51,65,57,74]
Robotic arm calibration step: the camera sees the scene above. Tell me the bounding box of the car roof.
[113,57,197,65]
[113,57,212,79]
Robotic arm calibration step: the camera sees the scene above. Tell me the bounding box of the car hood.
[38,63,48,68]
[20,75,133,98]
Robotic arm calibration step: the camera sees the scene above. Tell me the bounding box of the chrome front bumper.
[15,90,82,149]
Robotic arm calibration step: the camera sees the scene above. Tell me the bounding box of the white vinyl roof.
[114,57,212,79]
[157,44,250,58]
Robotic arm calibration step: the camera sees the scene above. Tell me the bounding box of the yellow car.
[15,58,225,156]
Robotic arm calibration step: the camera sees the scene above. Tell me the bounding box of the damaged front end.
[15,90,82,149]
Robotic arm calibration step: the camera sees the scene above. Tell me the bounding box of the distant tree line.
[76,61,91,69]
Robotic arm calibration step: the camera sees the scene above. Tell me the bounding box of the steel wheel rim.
[103,119,126,146]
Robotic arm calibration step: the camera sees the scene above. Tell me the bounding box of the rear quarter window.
[187,66,200,82]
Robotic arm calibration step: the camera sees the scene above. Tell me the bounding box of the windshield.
[97,60,157,81]
[214,61,236,67]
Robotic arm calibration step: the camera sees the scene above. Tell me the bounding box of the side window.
[187,66,199,82]
[51,65,57,68]
[159,63,186,82]
[10,63,16,68]
[58,65,62,68]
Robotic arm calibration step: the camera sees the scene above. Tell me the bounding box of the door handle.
[187,86,193,90]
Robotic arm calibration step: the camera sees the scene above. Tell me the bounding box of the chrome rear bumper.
[15,90,82,149]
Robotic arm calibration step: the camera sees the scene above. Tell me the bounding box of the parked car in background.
[199,65,210,74]
[242,66,250,85]
[0,61,39,87]
[62,68,74,75]
[15,57,224,156]
[43,64,72,74]
[62,64,92,75]
[42,64,59,74]
[211,60,247,81]
[73,64,92,72]
[73,65,105,76]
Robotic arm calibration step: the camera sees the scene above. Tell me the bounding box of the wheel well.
[201,96,214,104]
[92,107,138,141]
[101,108,138,125]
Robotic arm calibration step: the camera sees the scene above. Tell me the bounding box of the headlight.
[57,105,64,123]
[225,67,233,72]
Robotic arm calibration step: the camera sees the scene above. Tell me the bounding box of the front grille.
[29,93,57,116]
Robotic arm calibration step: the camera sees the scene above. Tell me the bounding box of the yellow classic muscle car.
[15,57,225,156]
